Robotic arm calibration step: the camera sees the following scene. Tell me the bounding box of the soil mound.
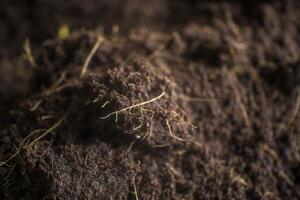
[1,0,300,200]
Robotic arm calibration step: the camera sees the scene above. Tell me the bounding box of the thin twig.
[80,36,104,78]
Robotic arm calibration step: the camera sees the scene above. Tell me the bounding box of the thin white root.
[101,101,110,108]
[19,129,45,148]
[230,169,248,187]
[132,109,154,131]
[0,116,66,167]
[123,138,138,155]
[132,124,144,131]
[26,115,66,148]
[0,151,19,167]
[51,72,66,90]
[166,119,185,142]
[80,36,104,78]
[166,163,180,177]
[30,100,43,112]
[101,91,165,119]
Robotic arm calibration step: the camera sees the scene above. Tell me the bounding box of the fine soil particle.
[1,0,300,200]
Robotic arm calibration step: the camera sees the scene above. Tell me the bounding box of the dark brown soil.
[1,0,300,199]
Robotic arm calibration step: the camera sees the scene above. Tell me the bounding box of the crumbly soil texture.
[1,0,300,200]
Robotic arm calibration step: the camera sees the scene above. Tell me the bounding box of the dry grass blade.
[80,35,104,78]
[23,38,37,68]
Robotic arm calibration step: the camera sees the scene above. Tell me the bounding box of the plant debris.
[1,0,300,199]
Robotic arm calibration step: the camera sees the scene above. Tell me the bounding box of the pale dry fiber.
[1,0,300,199]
